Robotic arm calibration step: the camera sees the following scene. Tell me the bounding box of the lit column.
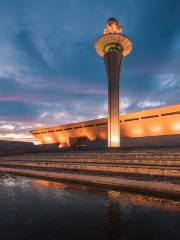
[95,18,132,147]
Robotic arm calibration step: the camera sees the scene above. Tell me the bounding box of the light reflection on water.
[0,174,180,240]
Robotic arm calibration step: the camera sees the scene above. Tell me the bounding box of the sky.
[0,0,180,141]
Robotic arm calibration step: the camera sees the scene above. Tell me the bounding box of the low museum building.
[30,104,180,148]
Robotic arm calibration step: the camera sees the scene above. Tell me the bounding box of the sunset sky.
[0,0,180,141]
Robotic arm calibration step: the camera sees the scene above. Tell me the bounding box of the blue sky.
[0,0,180,141]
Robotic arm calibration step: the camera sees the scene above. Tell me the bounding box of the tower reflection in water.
[106,194,122,239]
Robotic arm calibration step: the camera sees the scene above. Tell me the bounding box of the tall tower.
[95,18,132,147]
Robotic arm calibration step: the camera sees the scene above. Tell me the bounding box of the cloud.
[0,132,35,142]
[158,74,179,89]
[120,98,131,112]
[38,101,108,125]
[138,100,165,109]
[97,103,107,119]
[96,97,131,118]
[0,124,15,130]
[0,120,44,142]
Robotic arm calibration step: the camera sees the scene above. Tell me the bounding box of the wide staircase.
[0,148,180,184]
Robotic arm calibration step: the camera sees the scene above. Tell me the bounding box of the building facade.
[30,104,180,148]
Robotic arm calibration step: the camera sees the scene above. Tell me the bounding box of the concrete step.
[1,148,180,155]
[1,153,180,161]
[0,161,180,178]
[1,158,180,166]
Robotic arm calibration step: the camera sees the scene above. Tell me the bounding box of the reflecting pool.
[0,174,180,240]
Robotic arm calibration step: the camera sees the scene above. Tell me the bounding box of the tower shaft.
[104,50,122,147]
[95,18,132,148]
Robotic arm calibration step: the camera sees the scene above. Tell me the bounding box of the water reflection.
[1,175,16,187]
[0,174,180,240]
[106,196,122,239]
[108,190,180,213]
[32,178,65,189]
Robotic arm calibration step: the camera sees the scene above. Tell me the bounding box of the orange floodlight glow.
[44,136,53,143]
[151,126,162,133]
[133,128,144,136]
[174,123,180,131]
[58,136,65,142]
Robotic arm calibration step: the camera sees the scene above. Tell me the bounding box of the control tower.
[95,18,132,147]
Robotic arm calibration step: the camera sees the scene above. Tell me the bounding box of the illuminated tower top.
[103,18,123,34]
[95,18,132,57]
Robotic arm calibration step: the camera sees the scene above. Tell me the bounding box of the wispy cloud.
[0,132,35,142]
[0,124,15,130]
[158,74,179,89]
[138,100,165,109]
[0,121,43,142]
[96,97,131,118]
[120,97,131,112]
